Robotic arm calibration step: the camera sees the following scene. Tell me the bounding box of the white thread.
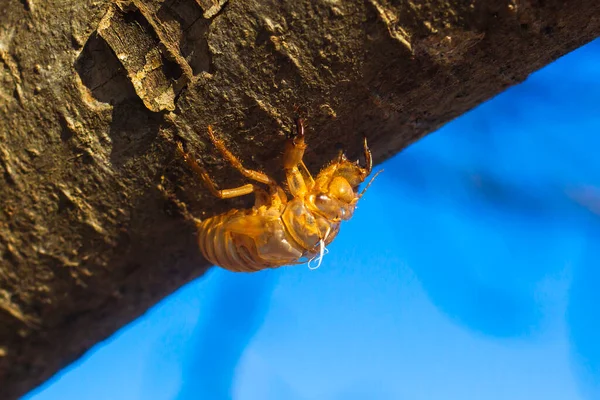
[307,227,331,270]
[308,240,329,270]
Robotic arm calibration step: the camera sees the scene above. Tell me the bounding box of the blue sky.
[25,38,600,400]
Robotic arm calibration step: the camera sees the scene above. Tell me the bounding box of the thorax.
[281,197,340,252]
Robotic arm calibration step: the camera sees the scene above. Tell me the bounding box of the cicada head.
[310,137,379,221]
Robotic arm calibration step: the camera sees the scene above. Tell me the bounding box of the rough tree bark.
[1,0,599,397]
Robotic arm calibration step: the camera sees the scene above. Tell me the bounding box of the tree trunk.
[1,0,599,397]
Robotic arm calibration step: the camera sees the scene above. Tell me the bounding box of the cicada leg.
[356,136,382,199]
[206,126,278,186]
[225,215,268,237]
[362,136,373,176]
[298,161,315,187]
[177,142,287,210]
[283,118,314,196]
[204,126,290,207]
[176,142,257,199]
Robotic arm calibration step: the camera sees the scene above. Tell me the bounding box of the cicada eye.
[330,176,355,203]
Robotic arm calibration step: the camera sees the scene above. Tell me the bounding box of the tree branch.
[1,0,599,397]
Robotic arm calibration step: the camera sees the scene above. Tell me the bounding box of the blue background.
[25,38,600,400]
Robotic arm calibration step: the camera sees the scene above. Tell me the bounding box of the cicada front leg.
[283,118,315,196]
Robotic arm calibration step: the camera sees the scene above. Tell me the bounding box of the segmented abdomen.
[197,201,340,272]
[196,210,301,272]
[196,211,256,272]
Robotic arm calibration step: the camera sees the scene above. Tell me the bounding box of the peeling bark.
[1,0,599,397]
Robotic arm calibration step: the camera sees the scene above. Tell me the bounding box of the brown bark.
[0,0,599,397]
